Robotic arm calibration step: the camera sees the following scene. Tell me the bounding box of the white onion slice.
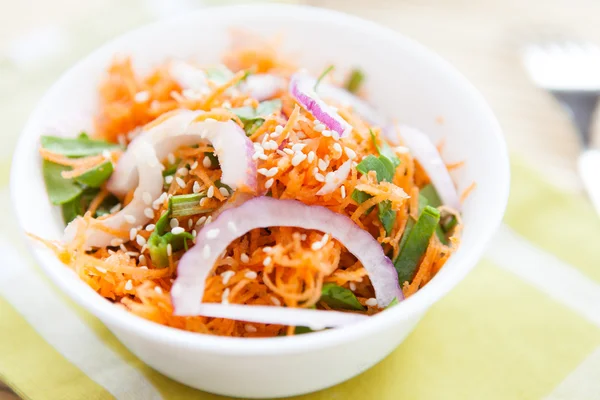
[398,125,461,210]
[318,84,388,128]
[169,60,209,92]
[289,73,352,137]
[185,303,367,329]
[64,141,163,248]
[316,160,352,196]
[242,74,286,101]
[107,110,257,197]
[172,196,402,316]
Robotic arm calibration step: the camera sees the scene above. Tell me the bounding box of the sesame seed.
[177,167,188,176]
[219,187,229,197]
[154,286,163,294]
[322,129,332,137]
[175,177,186,189]
[271,296,281,306]
[188,219,193,229]
[125,280,133,290]
[263,256,272,267]
[345,147,357,159]
[136,235,146,246]
[192,230,197,238]
[95,266,107,273]
[145,224,155,232]
[291,152,307,166]
[126,250,140,257]
[193,181,201,193]
[314,122,325,132]
[240,253,250,263]
[258,153,268,160]
[167,243,172,256]
[301,234,307,241]
[307,151,315,163]
[203,156,212,168]
[349,282,357,291]
[110,238,123,247]
[291,143,306,152]
[205,216,212,225]
[263,140,278,150]
[165,175,173,184]
[199,197,207,206]
[144,208,154,219]
[120,244,128,252]
[245,271,258,280]
[221,270,236,285]
[311,241,324,250]
[318,158,329,171]
[263,246,273,253]
[259,167,278,177]
[190,161,199,170]
[315,173,325,182]
[265,178,274,189]
[227,221,237,233]
[129,228,138,241]
[365,298,378,307]
[109,203,122,214]
[206,228,220,239]
[221,288,230,304]
[124,214,136,224]
[341,185,346,198]
[207,186,215,198]
[283,148,294,155]
[202,245,211,259]
[134,91,150,103]
[276,149,287,157]
[170,218,179,228]
[252,152,263,161]
[275,125,284,134]
[167,153,176,164]
[171,227,185,235]
[139,255,146,265]
[333,143,342,154]
[140,244,148,253]
[245,324,257,333]
[196,216,207,226]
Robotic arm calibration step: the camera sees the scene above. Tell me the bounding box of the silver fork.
[522,40,600,216]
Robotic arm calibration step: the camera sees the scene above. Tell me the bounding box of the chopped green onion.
[314,65,335,91]
[74,160,113,188]
[147,202,193,268]
[41,133,121,157]
[42,161,83,205]
[418,192,448,245]
[344,68,365,93]
[394,206,440,284]
[442,214,458,232]
[162,161,180,177]
[294,326,313,335]
[419,184,442,208]
[319,283,365,311]
[170,193,211,218]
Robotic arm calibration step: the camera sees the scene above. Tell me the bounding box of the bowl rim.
[10,3,510,355]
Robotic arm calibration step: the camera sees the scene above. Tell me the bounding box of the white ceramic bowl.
[11,4,509,398]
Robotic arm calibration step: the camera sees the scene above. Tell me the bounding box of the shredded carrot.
[460,182,477,203]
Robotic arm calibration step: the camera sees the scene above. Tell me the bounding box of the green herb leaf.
[394,206,441,285]
[206,65,234,85]
[356,155,394,183]
[61,194,84,224]
[344,69,365,93]
[314,65,335,91]
[41,134,121,157]
[320,283,365,311]
[378,200,396,236]
[370,130,400,169]
[230,99,282,136]
[73,160,113,188]
[243,119,264,136]
[350,189,375,215]
[42,160,83,205]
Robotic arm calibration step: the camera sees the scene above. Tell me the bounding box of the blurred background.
[2,1,600,399]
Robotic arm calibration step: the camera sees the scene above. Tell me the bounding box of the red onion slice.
[398,125,461,210]
[289,73,352,137]
[107,110,257,196]
[242,74,286,101]
[316,160,352,196]
[172,196,402,316]
[184,303,367,329]
[64,141,163,247]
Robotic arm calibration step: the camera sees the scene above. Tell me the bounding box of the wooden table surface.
[1,0,599,398]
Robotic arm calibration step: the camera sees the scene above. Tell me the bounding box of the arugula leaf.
[344,68,365,93]
[394,206,440,284]
[41,133,121,157]
[314,65,335,91]
[74,160,113,188]
[42,161,83,205]
[320,283,365,311]
[370,130,400,169]
[356,155,394,183]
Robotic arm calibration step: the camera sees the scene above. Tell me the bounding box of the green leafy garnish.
[40,134,121,157]
[419,184,441,208]
[229,99,282,136]
[74,161,114,188]
[356,155,394,183]
[370,130,400,169]
[206,65,234,84]
[344,69,365,94]
[162,161,180,177]
[378,201,396,236]
[417,190,448,245]
[314,65,335,91]
[394,206,441,285]
[147,201,194,268]
[42,161,83,205]
[294,326,313,335]
[320,283,365,311]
